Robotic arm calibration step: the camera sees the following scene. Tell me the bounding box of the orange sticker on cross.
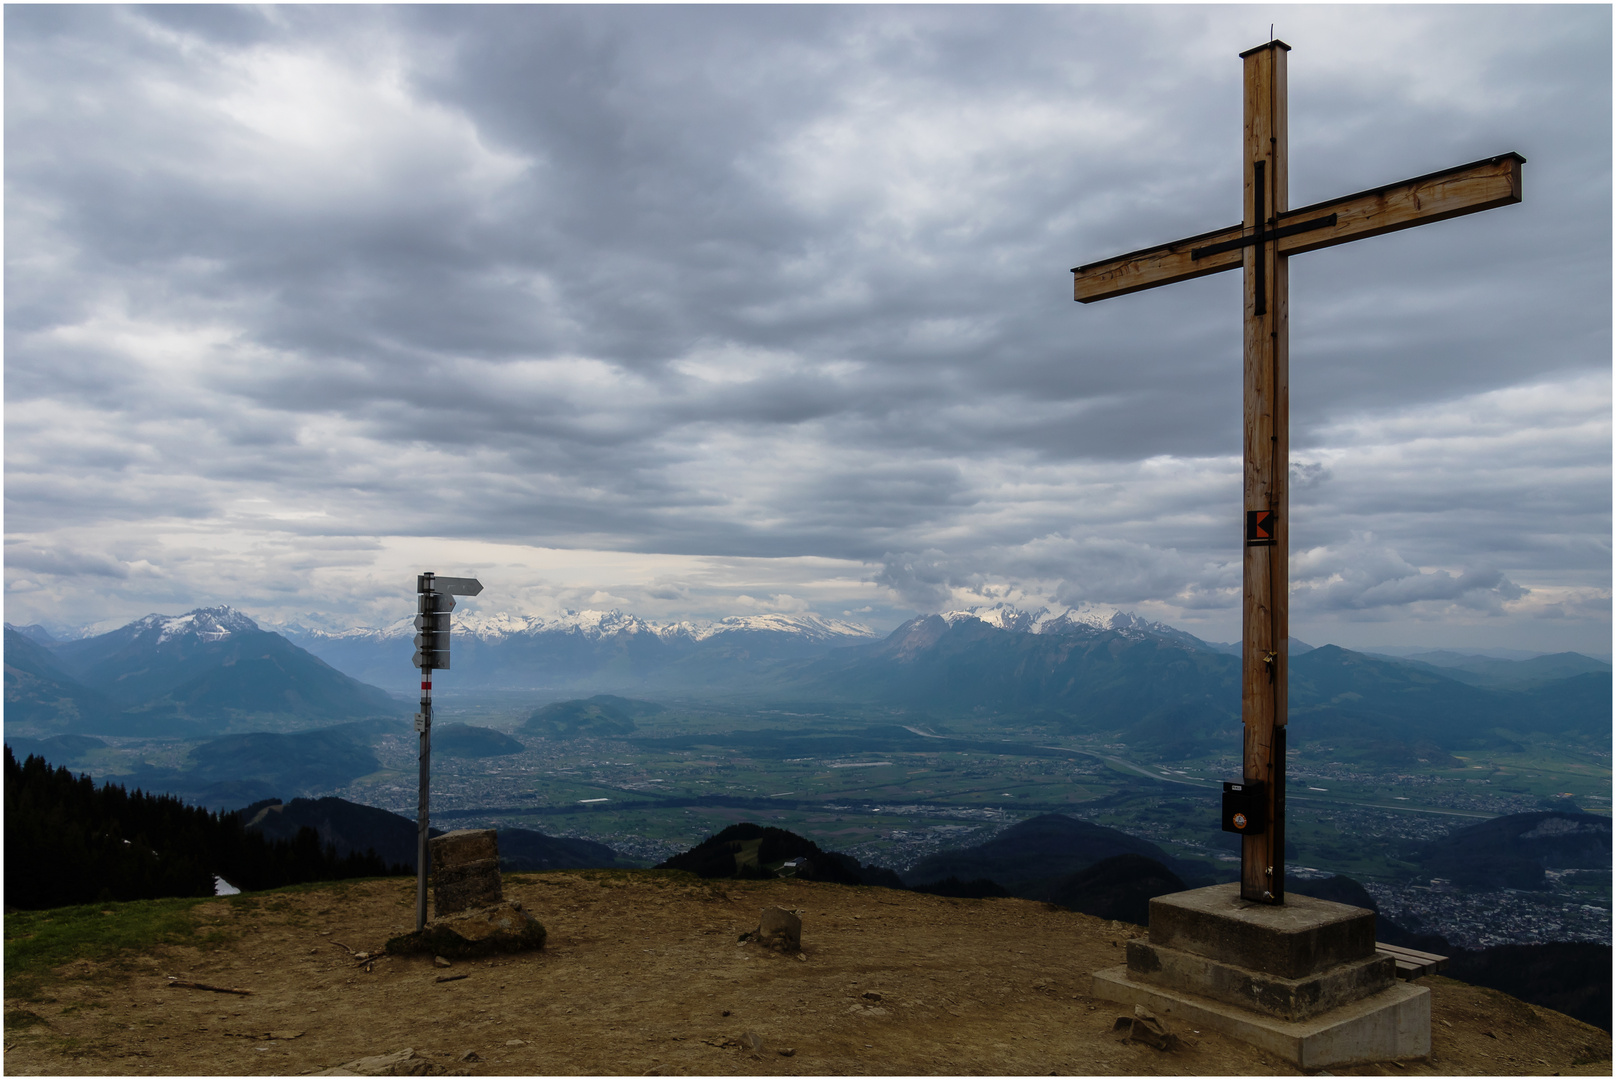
[1246,509,1276,546]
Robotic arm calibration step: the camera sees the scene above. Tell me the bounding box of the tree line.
[4,746,408,910]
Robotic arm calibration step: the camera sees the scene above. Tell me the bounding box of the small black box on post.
[1222,781,1267,834]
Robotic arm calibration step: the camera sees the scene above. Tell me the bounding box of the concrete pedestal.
[1092,883,1430,1068]
[1093,964,1430,1069]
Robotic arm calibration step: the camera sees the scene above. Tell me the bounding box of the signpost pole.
[409,570,480,932]
[415,572,435,932]
[415,670,432,930]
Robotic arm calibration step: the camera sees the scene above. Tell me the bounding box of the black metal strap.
[1254,163,1266,316]
[1189,212,1338,260]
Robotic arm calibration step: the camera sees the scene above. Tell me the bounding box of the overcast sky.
[5,5,1610,656]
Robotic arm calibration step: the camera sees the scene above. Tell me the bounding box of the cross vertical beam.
[1240,40,1288,903]
[1068,40,1521,909]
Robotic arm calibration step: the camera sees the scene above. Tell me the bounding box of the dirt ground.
[4,870,1610,1076]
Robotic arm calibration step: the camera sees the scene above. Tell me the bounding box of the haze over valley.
[8,599,1608,955]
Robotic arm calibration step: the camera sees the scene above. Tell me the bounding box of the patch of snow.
[150,606,261,645]
[684,612,874,642]
[300,608,874,645]
[929,603,1209,648]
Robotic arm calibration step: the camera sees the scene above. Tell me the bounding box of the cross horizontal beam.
[1072,153,1523,303]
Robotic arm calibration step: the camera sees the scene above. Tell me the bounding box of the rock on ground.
[385,900,545,959]
[315,1046,469,1075]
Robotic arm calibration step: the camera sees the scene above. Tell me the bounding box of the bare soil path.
[5,870,1610,1075]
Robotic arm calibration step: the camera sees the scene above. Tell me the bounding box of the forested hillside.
[3,747,406,909]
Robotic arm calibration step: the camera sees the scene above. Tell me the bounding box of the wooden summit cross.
[1071,41,1523,905]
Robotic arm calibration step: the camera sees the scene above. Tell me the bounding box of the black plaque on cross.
[1070,41,1522,904]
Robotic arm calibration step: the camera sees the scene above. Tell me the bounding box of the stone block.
[1113,1005,1178,1050]
[1126,938,1396,1022]
[433,860,502,917]
[431,829,502,917]
[430,828,499,869]
[756,907,802,951]
[1146,882,1377,979]
[1092,964,1430,1069]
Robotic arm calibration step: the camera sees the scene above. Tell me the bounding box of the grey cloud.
[3,6,1608,653]
[5,544,132,580]
[873,550,955,612]
[1292,540,1529,615]
[1049,538,1238,610]
[1290,462,1330,491]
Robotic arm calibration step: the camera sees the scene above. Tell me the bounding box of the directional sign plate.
[431,576,483,596]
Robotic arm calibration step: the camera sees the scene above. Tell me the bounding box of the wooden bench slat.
[1376,940,1449,980]
[1376,943,1449,964]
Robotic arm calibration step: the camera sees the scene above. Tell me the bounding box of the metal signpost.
[412,571,483,931]
[1070,41,1522,904]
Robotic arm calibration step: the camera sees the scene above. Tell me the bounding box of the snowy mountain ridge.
[935,603,1196,642]
[86,605,265,646]
[9,606,267,646]
[293,608,877,646]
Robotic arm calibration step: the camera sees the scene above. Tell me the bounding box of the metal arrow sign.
[430,576,482,596]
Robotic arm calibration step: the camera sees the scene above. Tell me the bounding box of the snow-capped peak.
[937,607,1047,633]
[934,603,1186,641]
[136,606,261,644]
[1039,604,1135,633]
[937,604,1059,633]
[681,612,874,642]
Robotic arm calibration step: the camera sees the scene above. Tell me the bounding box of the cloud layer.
[5,6,1609,655]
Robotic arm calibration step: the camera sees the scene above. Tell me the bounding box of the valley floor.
[4,871,1610,1076]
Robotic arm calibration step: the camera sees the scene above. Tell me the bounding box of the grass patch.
[3,878,395,1000]
[5,1007,48,1029]
[4,896,222,1000]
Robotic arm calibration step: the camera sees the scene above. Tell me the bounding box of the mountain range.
[4,721,400,811]
[283,609,877,693]
[777,607,1610,757]
[239,795,634,873]
[8,603,1609,761]
[902,812,1191,898]
[1414,810,1612,891]
[285,601,1609,757]
[5,608,404,738]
